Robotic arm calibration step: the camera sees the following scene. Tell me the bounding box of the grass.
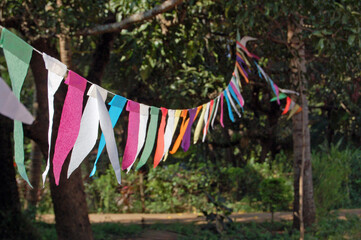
[33,215,361,240]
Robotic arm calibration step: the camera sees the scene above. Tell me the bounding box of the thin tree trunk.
[288,17,316,231]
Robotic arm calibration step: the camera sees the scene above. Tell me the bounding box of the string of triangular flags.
[0,26,301,187]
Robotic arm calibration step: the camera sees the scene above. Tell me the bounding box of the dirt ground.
[38,208,361,224]
[37,209,361,240]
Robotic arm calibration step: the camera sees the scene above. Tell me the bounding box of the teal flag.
[0,28,33,187]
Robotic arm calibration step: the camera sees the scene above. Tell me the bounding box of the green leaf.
[348,34,356,46]
[312,31,323,37]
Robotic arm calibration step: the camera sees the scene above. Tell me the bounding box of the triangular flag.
[193,104,206,144]
[181,107,199,152]
[122,101,140,170]
[220,92,225,127]
[127,104,149,173]
[42,53,67,186]
[169,110,189,154]
[153,107,168,168]
[163,109,181,161]
[203,100,214,141]
[223,90,235,122]
[136,106,159,170]
[211,96,220,129]
[51,71,87,185]
[0,28,33,187]
[0,77,34,124]
[90,95,127,177]
[282,97,292,115]
[162,109,175,160]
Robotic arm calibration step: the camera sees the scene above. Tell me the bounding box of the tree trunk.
[0,115,19,228]
[288,18,316,230]
[0,116,38,239]
[29,36,93,240]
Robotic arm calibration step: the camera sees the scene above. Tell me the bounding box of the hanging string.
[0,24,296,110]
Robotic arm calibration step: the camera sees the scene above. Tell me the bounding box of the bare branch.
[78,0,185,36]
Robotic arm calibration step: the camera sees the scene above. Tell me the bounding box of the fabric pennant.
[236,62,249,83]
[90,95,127,177]
[226,88,241,118]
[66,85,107,183]
[126,104,149,173]
[271,93,287,102]
[153,107,168,168]
[231,76,241,95]
[236,40,260,60]
[223,90,235,122]
[42,53,67,186]
[211,96,220,129]
[1,28,33,186]
[181,107,199,152]
[202,102,211,142]
[228,84,243,111]
[229,81,244,108]
[237,50,251,68]
[163,109,182,161]
[122,101,140,170]
[220,92,225,127]
[169,110,189,154]
[203,100,215,140]
[282,97,292,115]
[193,104,206,144]
[0,77,34,124]
[278,87,299,95]
[274,83,280,105]
[255,62,269,83]
[233,66,242,89]
[287,104,302,120]
[51,71,87,185]
[95,87,122,184]
[136,106,160,170]
[162,109,175,161]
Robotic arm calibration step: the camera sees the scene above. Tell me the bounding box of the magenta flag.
[52,71,87,185]
[122,100,140,170]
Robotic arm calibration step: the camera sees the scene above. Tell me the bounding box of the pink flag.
[122,100,140,170]
[220,92,224,128]
[52,71,87,185]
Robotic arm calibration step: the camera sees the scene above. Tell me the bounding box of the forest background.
[0,0,360,239]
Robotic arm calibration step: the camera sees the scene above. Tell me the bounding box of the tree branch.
[78,0,184,36]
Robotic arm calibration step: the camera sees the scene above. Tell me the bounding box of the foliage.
[33,214,361,240]
[312,142,361,217]
[259,177,292,216]
[0,210,41,240]
[145,162,211,213]
[315,214,361,240]
[85,169,123,213]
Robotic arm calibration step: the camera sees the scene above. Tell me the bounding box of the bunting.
[0,26,302,186]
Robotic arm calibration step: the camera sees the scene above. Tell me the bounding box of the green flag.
[0,28,33,187]
[136,107,160,170]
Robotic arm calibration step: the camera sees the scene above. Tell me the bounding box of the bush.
[312,142,361,217]
[259,177,292,221]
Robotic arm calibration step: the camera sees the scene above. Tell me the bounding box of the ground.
[37,209,361,240]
